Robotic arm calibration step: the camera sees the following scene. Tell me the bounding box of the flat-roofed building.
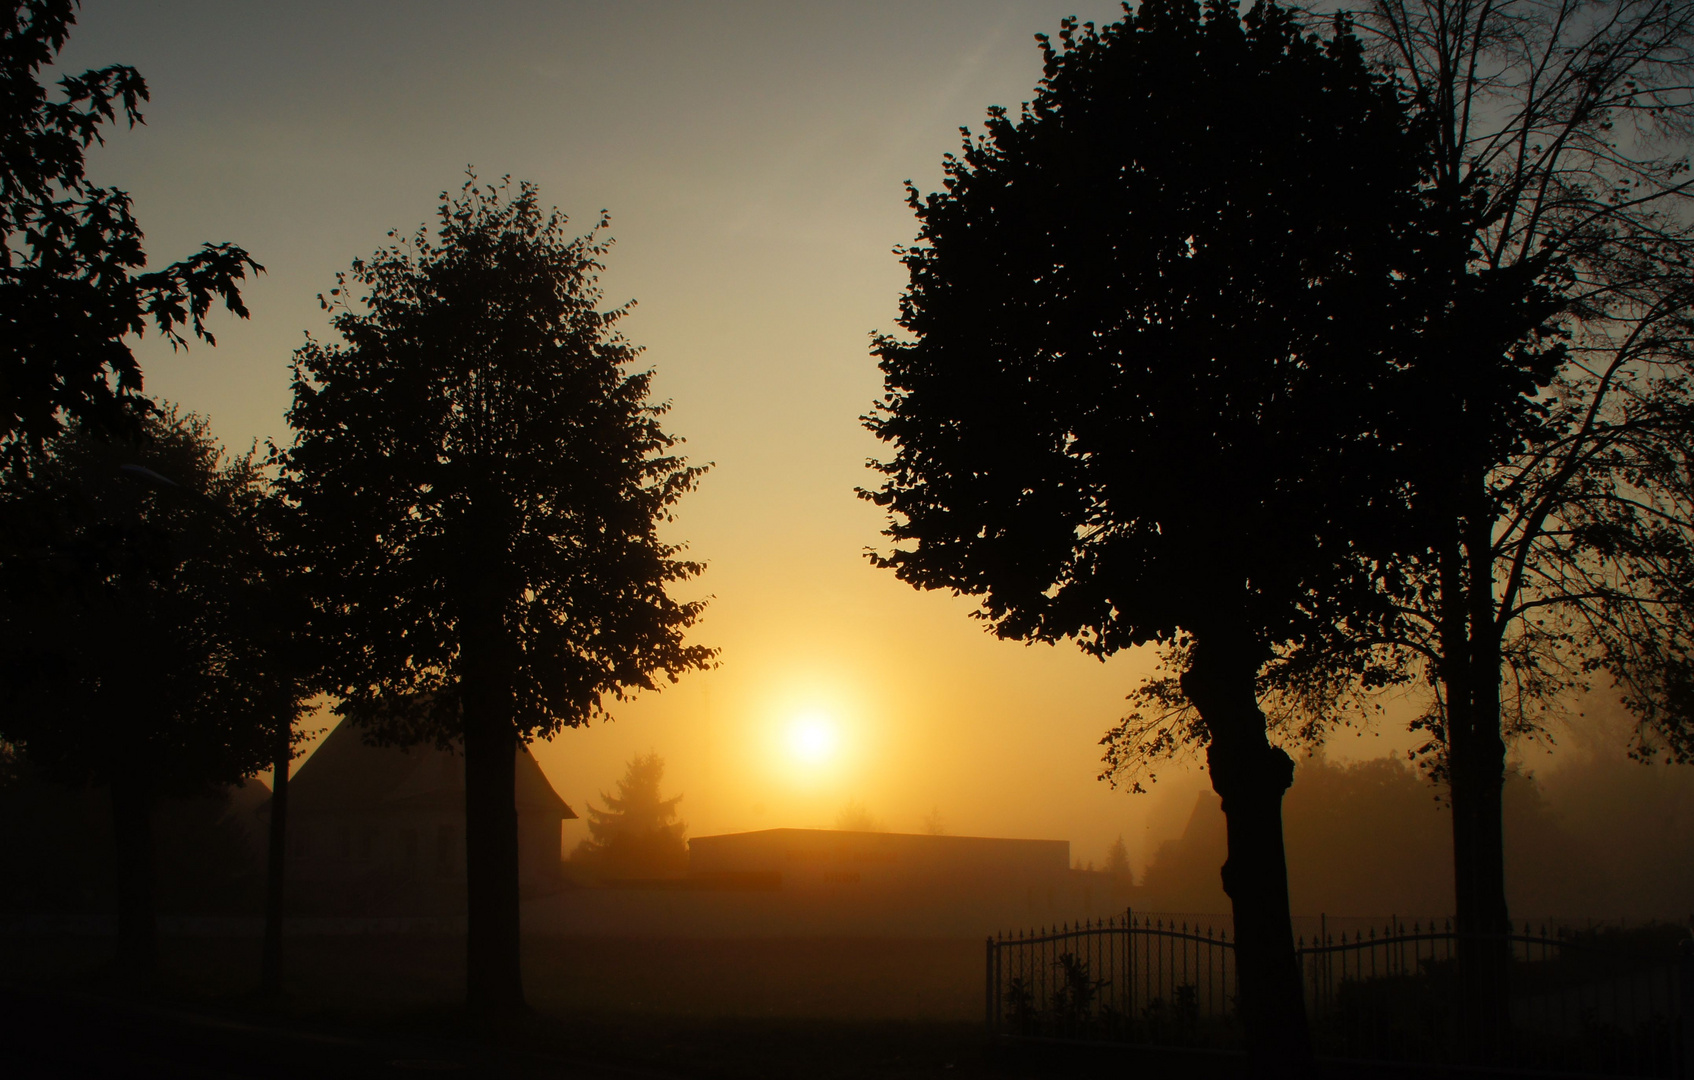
[688,828,1069,890]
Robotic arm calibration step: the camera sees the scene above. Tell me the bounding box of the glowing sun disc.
[789,714,838,764]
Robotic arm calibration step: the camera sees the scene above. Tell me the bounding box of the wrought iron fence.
[986,909,1693,1077]
[1300,918,1690,1077]
[985,911,1239,1047]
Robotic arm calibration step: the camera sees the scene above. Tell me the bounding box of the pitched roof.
[286,718,575,819]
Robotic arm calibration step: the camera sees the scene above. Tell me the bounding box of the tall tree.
[1,0,260,467]
[863,3,1430,1071]
[1348,0,1694,1053]
[281,176,715,1015]
[570,751,688,880]
[0,407,279,980]
[249,490,318,998]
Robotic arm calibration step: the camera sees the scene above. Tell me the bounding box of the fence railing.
[986,911,1239,1047]
[986,910,1694,1077]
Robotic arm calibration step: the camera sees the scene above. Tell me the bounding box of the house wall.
[286,809,563,915]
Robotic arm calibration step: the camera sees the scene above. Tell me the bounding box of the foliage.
[0,407,280,793]
[863,0,1429,673]
[921,805,946,835]
[571,751,687,879]
[834,799,885,832]
[0,0,260,465]
[1353,0,1694,772]
[281,174,714,746]
[1103,835,1131,880]
[863,6,1436,1059]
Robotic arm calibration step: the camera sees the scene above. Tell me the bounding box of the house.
[276,719,575,915]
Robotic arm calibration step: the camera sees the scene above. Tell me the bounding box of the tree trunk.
[261,718,291,996]
[1444,518,1513,1062]
[1182,631,1313,1078]
[109,768,157,984]
[461,635,525,1017]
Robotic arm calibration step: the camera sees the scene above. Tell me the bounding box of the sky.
[56,0,1445,872]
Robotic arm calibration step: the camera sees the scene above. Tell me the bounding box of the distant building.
[275,719,575,915]
[525,827,1128,937]
[688,828,1069,891]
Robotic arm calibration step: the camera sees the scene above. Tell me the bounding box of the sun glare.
[789,712,839,765]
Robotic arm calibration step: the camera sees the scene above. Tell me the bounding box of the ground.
[0,934,1076,1079]
[0,933,1578,1078]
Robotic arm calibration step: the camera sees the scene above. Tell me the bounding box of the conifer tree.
[571,752,687,879]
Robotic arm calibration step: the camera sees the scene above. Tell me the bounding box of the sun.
[788,711,839,765]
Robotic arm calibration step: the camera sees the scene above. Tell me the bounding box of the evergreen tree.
[571,752,687,879]
[1103,836,1132,881]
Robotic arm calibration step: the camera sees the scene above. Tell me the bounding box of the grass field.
[2,933,985,1019]
[1,933,1130,1079]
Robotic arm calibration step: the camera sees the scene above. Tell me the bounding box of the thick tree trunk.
[1182,631,1313,1078]
[1444,521,1513,1062]
[109,768,157,984]
[261,720,291,996]
[461,635,525,1017]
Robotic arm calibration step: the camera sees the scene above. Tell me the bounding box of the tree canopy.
[1344,1,1694,1054]
[283,176,714,747]
[863,2,1435,1068]
[865,2,1427,663]
[281,174,714,1011]
[0,0,260,465]
[0,406,280,977]
[0,407,276,791]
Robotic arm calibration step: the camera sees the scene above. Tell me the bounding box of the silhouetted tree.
[1348,0,1694,1052]
[921,806,946,835]
[570,752,688,880]
[834,799,886,833]
[0,407,278,979]
[1103,836,1132,881]
[0,0,260,467]
[246,490,318,998]
[864,4,1433,1070]
[281,175,715,1014]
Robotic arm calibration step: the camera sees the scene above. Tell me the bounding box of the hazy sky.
[58,0,1435,870]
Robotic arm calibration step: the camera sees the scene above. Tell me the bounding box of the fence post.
[1126,906,1136,1025]
[1679,938,1692,1080]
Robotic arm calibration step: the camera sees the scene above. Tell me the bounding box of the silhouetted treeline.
[1138,747,1694,920]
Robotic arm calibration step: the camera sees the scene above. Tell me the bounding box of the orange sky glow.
[67,0,1450,873]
